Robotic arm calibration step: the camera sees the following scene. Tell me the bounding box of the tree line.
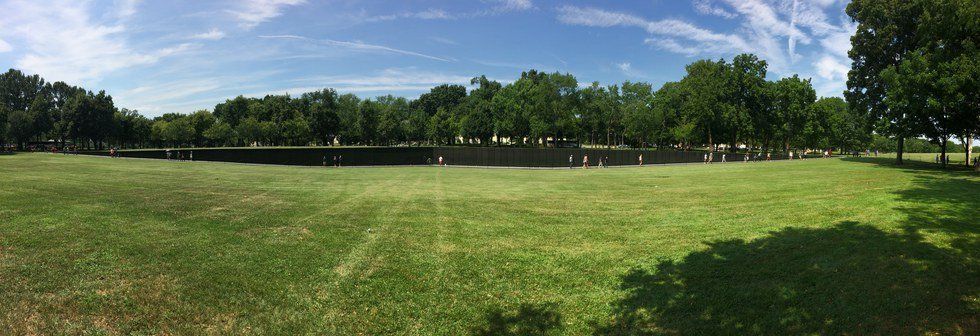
[846,0,978,167]
[0,53,872,154]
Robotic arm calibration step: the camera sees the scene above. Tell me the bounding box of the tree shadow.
[471,303,563,336]
[594,161,979,335]
[593,222,977,335]
[841,156,977,173]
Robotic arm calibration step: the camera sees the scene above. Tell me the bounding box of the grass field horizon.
[1,153,976,334]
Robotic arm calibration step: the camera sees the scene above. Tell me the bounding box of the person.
[598,156,605,168]
[426,157,432,165]
[338,155,343,167]
[638,154,643,166]
[703,153,708,164]
[766,152,771,161]
[604,156,609,167]
[583,154,589,169]
[166,149,172,160]
[788,151,794,160]
[721,154,726,163]
[744,154,749,162]
[189,151,193,161]
[569,155,574,169]
[438,156,444,166]
[332,155,338,167]
[708,152,713,164]
[936,154,940,164]
[322,154,328,167]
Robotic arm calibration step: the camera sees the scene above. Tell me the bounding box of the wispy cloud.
[429,36,459,46]
[191,28,225,40]
[557,6,751,60]
[259,35,453,62]
[114,0,141,19]
[615,62,646,78]
[361,0,534,23]
[252,68,494,97]
[228,0,306,29]
[0,38,11,53]
[0,0,194,85]
[693,0,736,19]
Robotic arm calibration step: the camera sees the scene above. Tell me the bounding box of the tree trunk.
[961,135,972,167]
[940,138,948,169]
[896,137,904,165]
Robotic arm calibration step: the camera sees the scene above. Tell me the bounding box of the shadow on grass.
[471,303,563,336]
[594,163,979,335]
[841,156,977,173]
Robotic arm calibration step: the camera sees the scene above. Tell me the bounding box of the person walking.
[166,149,172,160]
[721,154,726,163]
[704,153,708,164]
[569,155,574,169]
[638,154,643,166]
[438,156,444,166]
[189,151,193,161]
[766,153,771,161]
[583,154,589,169]
[708,152,714,164]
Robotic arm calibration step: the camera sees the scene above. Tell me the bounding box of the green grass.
[1,154,976,335]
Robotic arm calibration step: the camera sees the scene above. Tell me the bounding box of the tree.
[336,94,361,145]
[6,110,33,149]
[727,54,768,151]
[203,122,237,146]
[621,81,656,147]
[679,59,731,151]
[771,75,816,153]
[846,0,926,164]
[303,89,339,146]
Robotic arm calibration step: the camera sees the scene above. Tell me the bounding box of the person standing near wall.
[569,155,574,169]
[638,154,643,166]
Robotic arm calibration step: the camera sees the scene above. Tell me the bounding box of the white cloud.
[362,0,533,22]
[814,54,848,81]
[259,35,453,62]
[229,0,306,29]
[557,6,751,60]
[191,28,226,40]
[644,38,700,56]
[252,68,492,97]
[114,0,140,19]
[693,0,736,19]
[0,0,193,85]
[365,9,455,22]
[492,0,533,11]
[616,62,631,73]
[0,39,11,53]
[615,61,646,78]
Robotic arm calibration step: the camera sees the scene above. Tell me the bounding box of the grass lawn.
[1,153,977,335]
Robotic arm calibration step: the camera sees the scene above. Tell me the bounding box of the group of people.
[570,154,613,169]
[322,154,344,167]
[165,149,192,161]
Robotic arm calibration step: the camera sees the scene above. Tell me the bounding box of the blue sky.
[0,0,855,117]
